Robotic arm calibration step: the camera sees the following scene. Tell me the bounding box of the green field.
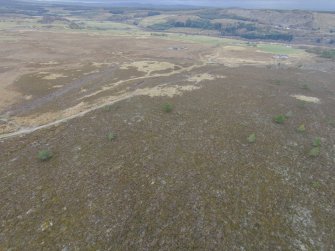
[157,32,244,46]
[0,16,306,56]
[139,15,173,27]
[83,20,139,31]
[256,43,303,55]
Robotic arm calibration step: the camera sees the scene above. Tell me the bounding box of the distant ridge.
[22,0,335,11]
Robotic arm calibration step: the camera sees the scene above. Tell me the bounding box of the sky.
[31,0,335,11]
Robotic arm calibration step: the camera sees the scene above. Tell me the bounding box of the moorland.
[0,1,334,250]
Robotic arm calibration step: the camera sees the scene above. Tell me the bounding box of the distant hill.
[2,0,335,45]
[22,0,335,11]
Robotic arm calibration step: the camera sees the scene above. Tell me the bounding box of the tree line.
[149,18,294,42]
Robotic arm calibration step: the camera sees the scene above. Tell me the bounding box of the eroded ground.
[0,19,335,251]
[0,28,314,137]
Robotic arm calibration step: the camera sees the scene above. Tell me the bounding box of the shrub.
[311,181,321,189]
[38,150,52,161]
[301,84,310,90]
[306,48,335,60]
[297,124,306,132]
[247,133,256,143]
[241,33,293,42]
[312,137,321,147]
[108,132,116,141]
[148,22,174,31]
[309,147,320,157]
[274,114,286,124]
[163,103,173,113]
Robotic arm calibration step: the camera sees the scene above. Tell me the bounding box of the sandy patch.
[83,70,100,75]
[187,73,226,83]
[39,61,59,65]
[120,61,176,75]
[134,84,201,98]
[92,62,112,67]
[42,73,67,80]
[37,72,50,75]
[291,95,320,104]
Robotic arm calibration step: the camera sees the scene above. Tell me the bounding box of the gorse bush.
[312,137,321,147]
[38,150,52,161]
[297,124,306,132]
[108,132,117,141]
[247,133,256,143]
[309,138,322,157]
[274,114,286,124]
[309,147,320,157]
[301,84,310,90]
[163,103,173,113]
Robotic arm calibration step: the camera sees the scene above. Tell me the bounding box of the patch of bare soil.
[291,95,321,104]
[187,73,226,83]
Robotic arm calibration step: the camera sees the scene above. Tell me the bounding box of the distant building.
[273,54,289,59]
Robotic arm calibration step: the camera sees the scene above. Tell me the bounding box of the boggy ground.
[0,65,334,250]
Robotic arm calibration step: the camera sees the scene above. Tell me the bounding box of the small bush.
[309,147,320,157]
[163,103,173,113]
[108,132,117,141]
[311,181,321,189]
[312,137,321,147]
[274,114,286,124]
[297,124,306,132]
[247,133,256,143]
[301,84,310,90]
[38,150,52,161]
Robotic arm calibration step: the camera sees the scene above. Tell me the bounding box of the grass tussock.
[163,103,173,113]
[274,114,286,124]
[312,137,321,147]
[309,147,320,157]
[247,133,256,143]
[38,150,52,161]
[309,137,322,157]
[108,132,117,141]
[297,124,306,133]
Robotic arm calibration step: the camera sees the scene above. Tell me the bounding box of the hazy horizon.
[29,0,335,11]
[20,0,335,11]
